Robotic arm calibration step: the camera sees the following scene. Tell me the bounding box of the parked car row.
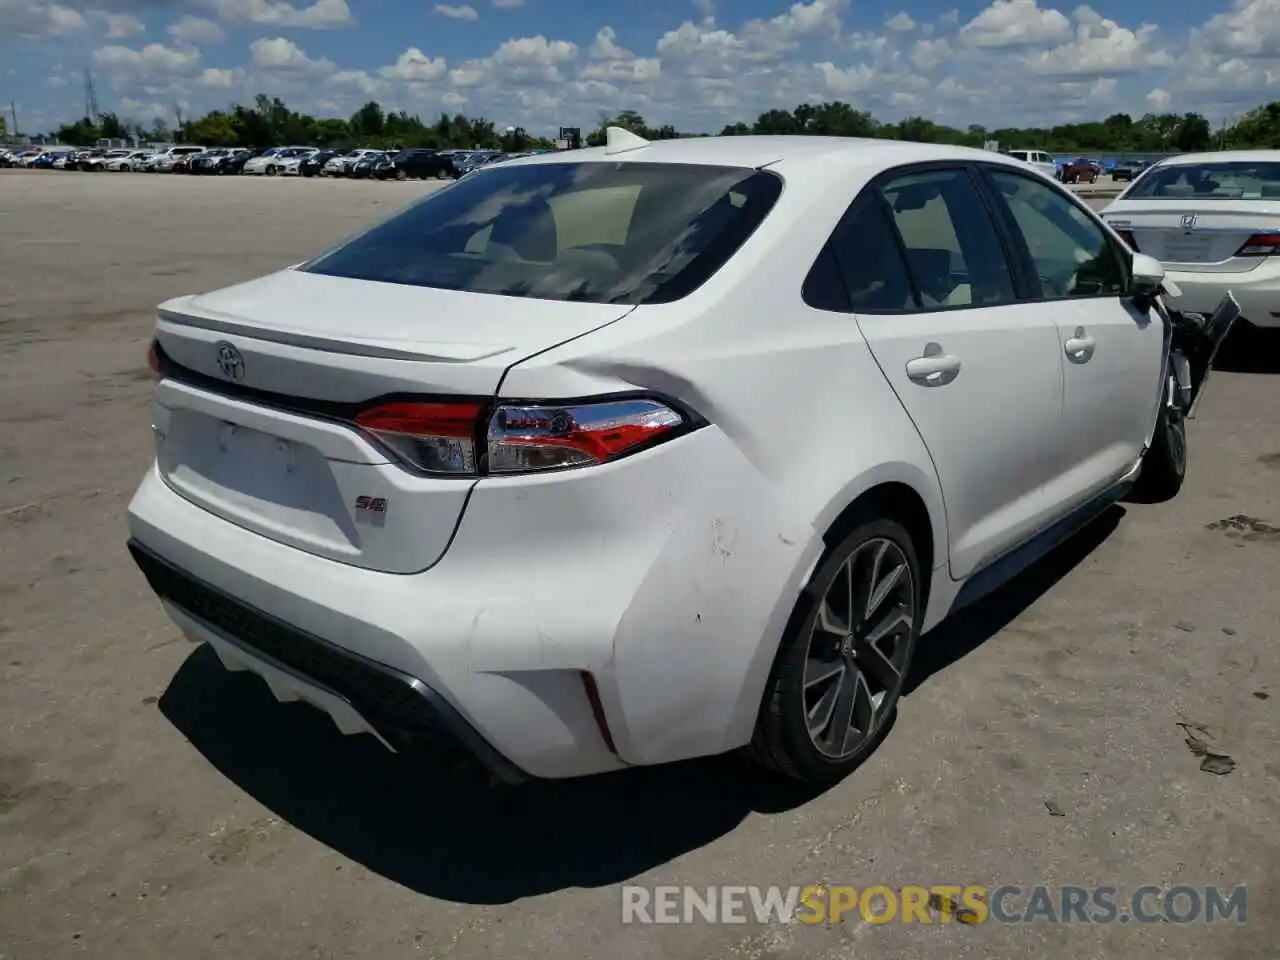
[1,144,546,180]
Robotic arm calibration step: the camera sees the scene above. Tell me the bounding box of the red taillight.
[354,401,484,474]
[1234,233,1280,256]
[487,398,686,474]
[350,396,689,476]
[1116,229,1139,251]
[147,339,163,378]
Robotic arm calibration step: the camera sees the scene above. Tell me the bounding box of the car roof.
[1152,150,1280,167]
[499,135,1042,178]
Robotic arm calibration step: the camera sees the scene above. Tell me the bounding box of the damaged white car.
[127,129,1238,785]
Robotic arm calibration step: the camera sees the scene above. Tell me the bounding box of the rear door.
[839,165,1067,580]
[983,165,1165,504]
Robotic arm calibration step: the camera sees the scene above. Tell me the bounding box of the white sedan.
[1102,150,1280,334]
[104,150,150,171]
[126,129,1235,784]
[241,148,307,176]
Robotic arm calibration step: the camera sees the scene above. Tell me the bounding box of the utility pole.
[9,101,17,138]
[83,67,99,124]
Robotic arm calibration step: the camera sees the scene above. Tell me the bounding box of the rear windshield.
[1125,161,1280,200]
[302,161,783,304]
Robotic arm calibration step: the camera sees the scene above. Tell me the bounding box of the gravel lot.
[1,170,1278,960]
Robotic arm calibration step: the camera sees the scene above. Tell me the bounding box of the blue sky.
[1,0,1275,136]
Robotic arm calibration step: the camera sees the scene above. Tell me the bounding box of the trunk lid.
[152,268,633,573]
[1103,199,1280,274]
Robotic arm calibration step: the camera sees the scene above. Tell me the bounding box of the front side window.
[304,161,782,304]
[878,168,1018,309]
[1124,161,1280,200]
[987,169,1126,300]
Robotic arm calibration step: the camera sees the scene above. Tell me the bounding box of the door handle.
[905,350,962,385]
[1065,326,1097,361]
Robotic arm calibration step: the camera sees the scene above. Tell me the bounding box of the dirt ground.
[1,170,1277,960]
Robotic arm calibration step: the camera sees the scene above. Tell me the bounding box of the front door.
[982,166,1166,507]
[832,166,1067,580]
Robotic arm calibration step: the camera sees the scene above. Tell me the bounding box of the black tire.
[750,516,921,784]
[266,165,277,176]
[1130,365,1186,503]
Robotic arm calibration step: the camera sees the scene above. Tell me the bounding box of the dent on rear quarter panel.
[604,437,821,765]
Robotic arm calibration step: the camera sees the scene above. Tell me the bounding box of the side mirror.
[1129,252,1166,309]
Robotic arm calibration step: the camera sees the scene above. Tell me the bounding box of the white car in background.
[242,147,309,176]
[275,148,318,176]
[85,148,134,171]
[323,148,381,176]
[1102,150,1280,338]
[147,146,205,172]
[1005,148,1059,179]
[106,149,154,171]
[127,129,1236,786]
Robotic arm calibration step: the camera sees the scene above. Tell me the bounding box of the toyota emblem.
[215,341,245,382]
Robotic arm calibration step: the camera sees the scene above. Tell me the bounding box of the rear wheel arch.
[820,482,937,614]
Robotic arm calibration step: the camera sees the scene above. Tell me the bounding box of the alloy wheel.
[802,538,915,760]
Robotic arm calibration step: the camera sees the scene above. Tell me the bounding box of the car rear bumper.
[126,428,821,780]
[1165,268,1280,329]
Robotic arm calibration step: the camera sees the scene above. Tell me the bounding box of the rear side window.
[1125,161,1280,200]
[879,168,1017,309]
[823,197,919,312]
[303,161,782,304]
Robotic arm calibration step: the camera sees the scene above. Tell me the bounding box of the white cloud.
[910,37,951,69]
[581,58,662,83]
[168,15,226,44]
[959,0,1071,48]
[380,46,449,83]
[493,35,578,66]
[1198,0,1280,58]
[816,61,876,95]
[249,36,336,75]
[1146,87,1172,110]
[209,0,352,29]
[101,12,144,37]
[885,11,916,32]
[1023,10,1171,77]
[591,25,631,60]
[433,3,477,21]
[0,0,85,39]
[94,42,204,86]
[329,69,385,95]
[199,66,245,88]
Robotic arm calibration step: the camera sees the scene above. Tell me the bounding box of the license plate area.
[1161,232,1215,263]
[159,410,356,547]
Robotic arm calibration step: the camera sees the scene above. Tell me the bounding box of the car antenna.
[604,126,650,155]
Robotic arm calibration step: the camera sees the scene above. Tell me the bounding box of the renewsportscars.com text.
[621,884,1247,925]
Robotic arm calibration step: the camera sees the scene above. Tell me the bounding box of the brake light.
[354,402,483,474]
[147,339,163,378]
[350,396,691,476]
[1234,233,1280,256]
[487,399,686,473]
[1115,229,1139,250]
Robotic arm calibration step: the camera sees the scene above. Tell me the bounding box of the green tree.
[1171,113,1212,152]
